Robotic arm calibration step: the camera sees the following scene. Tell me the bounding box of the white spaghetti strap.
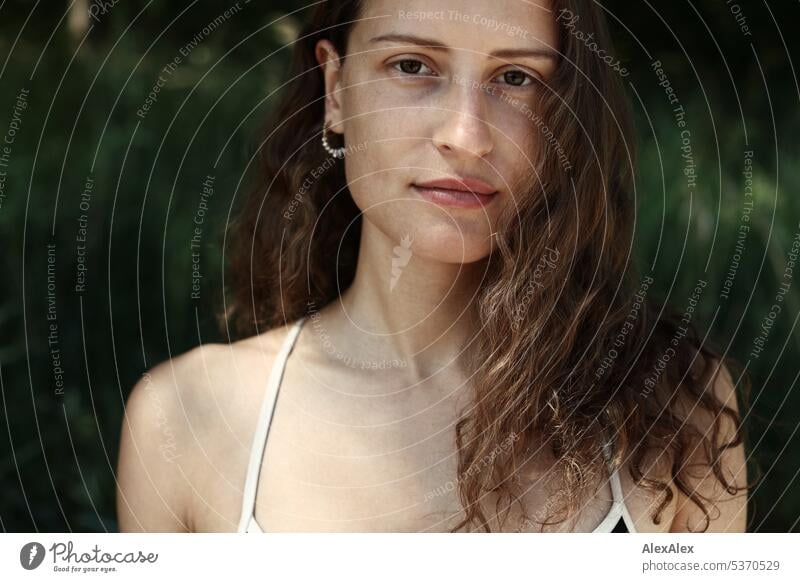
[603,439,624,502]
[236,317,306,532]
[602,438,638,533]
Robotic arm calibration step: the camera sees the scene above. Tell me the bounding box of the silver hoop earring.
[321,121,346,159]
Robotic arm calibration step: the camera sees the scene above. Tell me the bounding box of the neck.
[318,220,487,380]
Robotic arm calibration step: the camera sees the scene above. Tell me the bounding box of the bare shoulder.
[669,355,748,532]
[116,323,299,532]
[618,355,748,533]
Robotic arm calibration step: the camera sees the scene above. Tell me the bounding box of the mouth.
[412,177,499,209]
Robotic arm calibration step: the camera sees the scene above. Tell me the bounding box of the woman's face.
[318,0,559,264]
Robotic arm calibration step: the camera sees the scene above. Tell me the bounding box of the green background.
[0,0,798,532]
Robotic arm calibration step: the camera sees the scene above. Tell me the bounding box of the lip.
[412,176,499,209]
[416,176,498,195]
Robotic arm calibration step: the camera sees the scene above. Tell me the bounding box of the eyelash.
[389,58,539,87]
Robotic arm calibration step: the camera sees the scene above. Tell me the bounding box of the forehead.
[350,0,559,54]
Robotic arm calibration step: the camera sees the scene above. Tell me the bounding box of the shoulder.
[116,323,299,532]
[617,354,748,533]
[668,355,748,532]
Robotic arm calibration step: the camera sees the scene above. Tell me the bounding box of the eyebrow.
[368,33,559,60]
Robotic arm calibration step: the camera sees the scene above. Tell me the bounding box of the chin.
[398,225,495,265]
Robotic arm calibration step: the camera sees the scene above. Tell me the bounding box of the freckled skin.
[320,0,558,264]
[118,1,721,534]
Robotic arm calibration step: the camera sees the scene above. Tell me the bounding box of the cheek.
[493,111,538,180]
[341,75,420,139]
[340,133,398,208]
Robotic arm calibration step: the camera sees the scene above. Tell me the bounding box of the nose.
[431,79,494,159]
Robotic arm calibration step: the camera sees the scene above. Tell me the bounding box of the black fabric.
[610,516,629,533]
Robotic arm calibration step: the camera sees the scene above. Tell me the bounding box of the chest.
[254,373,472,531]
[247,371,633,532]
[194,363,673,533]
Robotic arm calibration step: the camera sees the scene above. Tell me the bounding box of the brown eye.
[505,70,528,86]
[495,68,536,87]
[391,59,434,76]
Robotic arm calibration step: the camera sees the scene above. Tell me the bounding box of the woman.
[117,0,751,533]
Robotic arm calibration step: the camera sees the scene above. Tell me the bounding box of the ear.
[315,39,345,136]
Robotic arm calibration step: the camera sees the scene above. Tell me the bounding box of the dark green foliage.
[0,0,797,532]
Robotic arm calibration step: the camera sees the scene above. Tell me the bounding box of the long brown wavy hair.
[225,0,755,532]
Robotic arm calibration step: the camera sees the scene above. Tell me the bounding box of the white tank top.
[236,316,637,533]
